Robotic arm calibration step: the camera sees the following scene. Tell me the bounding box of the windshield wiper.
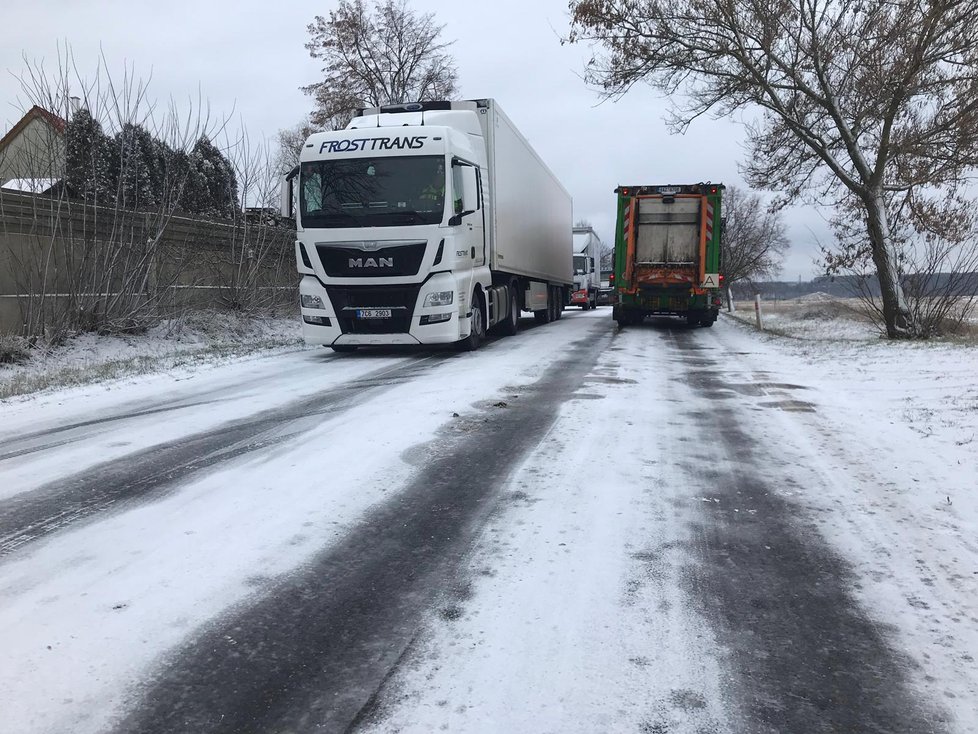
[387,210,427,223]
[318,211,361,224]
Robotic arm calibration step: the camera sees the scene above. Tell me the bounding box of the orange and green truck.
[611,183,724,327]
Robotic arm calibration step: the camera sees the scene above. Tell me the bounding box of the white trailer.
[570,226,602,310]
[282,99,573,352]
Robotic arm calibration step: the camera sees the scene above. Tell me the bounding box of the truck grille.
[325,285,422,334]
[317,242,427,278]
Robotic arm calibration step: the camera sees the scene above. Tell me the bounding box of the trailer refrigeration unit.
[611,183,724,327]
[570,226,602,310]
[282,99,573,352]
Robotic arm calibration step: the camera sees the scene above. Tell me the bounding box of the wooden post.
[754,293,763,330]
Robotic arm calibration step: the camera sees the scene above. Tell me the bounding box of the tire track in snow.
[0,354,448,557]
[0,399,224,462]
[659,324,949,733]
[110,323,612,734]
[0,353,333,460]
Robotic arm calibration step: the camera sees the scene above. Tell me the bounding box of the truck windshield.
[574,255,588,275]
[299,156,446,228]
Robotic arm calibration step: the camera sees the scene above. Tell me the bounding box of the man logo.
[349,257,394,268]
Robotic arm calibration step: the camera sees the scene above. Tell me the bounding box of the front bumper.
[299,275,468,346]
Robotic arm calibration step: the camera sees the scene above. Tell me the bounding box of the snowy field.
[0,308,975,732]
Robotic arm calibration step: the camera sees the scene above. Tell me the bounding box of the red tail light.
[609,273,615,284]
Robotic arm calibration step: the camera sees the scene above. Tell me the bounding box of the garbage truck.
[570,225,602,310]
[281,99,573,352]
[611,183,724,327]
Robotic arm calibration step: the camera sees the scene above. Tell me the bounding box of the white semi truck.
[282,99,573,352]
[570,226,602,310]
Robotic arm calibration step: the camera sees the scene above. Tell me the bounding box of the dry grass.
[0,336,33,365]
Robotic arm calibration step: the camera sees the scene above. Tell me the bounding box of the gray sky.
[1,0,829,280]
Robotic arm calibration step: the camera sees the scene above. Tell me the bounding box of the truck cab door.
[452,160,485,267]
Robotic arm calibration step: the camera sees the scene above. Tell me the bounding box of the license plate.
[356,309,392,319]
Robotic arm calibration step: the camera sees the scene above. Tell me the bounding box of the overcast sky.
[1,0,830,280]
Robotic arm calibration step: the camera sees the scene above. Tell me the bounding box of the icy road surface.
[0,310,974,733]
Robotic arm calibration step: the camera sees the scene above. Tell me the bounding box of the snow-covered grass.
[0,310,303,400]
[727,294,883,341]
[727,293,978,343]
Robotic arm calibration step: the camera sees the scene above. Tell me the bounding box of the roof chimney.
[69,96,81,116]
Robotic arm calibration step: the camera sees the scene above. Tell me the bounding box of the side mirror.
[461,166,478,214]
[279,167,298,219]
[279,175,292,219]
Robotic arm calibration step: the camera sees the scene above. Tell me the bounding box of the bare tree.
[721,186,790,307]
[272,120,319,175]
[303,0,459,129]
[568,0,978,338]
[823,191,978,337]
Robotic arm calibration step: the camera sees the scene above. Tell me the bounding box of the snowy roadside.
[0,311,304,401]
[713,313,978,727]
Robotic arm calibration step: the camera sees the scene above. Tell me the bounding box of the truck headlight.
[301,294,326,310]
[423,290,454,307]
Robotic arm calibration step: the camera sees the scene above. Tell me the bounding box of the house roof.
[1,177,62,193]
[0,105,68,154]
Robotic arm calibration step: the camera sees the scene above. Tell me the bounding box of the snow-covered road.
[0,310,974,733]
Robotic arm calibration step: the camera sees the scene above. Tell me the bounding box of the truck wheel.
[534,308,550,324]
[581,299,590,311]
[330,345,358,353]
[499,287,519,336]
[554,289,563,320]
[701,319,715,328]
[458,293,486,351]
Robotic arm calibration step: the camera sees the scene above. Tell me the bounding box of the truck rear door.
[634,197,701,265]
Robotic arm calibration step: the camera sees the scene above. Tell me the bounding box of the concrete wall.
[0,190,296,335]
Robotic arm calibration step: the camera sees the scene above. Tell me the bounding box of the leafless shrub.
[1,47,295,340]
[209,127,295,313]
[1,47,231,339]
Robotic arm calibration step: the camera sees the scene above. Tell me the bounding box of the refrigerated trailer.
[611,183,724,327]
[282,99,573,351]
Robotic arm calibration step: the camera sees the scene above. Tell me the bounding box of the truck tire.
[581,299,590,311]
[499,286,519,336]
[458,292,486,351]
[534,308,550,324]
[702,319,715,328]
[456,293,486,352]
[330,345,358,353]
[616,311,637,328]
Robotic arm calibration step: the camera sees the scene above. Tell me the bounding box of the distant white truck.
[570,226,602,310]
[282,99,573,352]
